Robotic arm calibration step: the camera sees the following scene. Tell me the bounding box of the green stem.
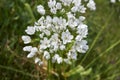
[100,56,120,75]
[24,3,36,23]
[0,65,38,78]
[85,40,120,69]
[80,10,114,65]
[105,73,120,80]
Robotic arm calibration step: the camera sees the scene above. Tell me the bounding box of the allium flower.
[22,0,96,65]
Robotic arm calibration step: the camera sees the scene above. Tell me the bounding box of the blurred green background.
[0,0,120,80]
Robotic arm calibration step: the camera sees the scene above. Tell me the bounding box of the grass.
[0,0,120,80]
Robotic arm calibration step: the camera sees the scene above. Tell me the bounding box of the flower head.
[22,0,96,65]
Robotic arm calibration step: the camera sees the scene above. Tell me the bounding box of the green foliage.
[0,0,120,80]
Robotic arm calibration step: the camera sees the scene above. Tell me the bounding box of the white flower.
[61,29,73,44]
[48,0,56,8]
[67,18,78,28]
[87,0,96,10]
[71,6,78,12]
[56,2,62,9]
[34,57,43,65]
[75,35,83,41]
[43,29,51,36]
[23,46,32,52]
[57,57,63,64]
[31,47,38,53]
[50,34,59,51]
[52,54,62,64]
[78,5,86,13]
[35,57,41,63]
[39,33,44,38]
[79,16,86,22]
[46,15,52,23]
[77,24,88,38]
[67,12,78,28]
[50,8,57,14]
[52,54,59,63]
[50,33,59,46]
[57,17,67,30]
[67,50,77,60]
[40,37,50,49]
[25,26,35,35]
[72,0,81,6]
[52,16,59,24]
[60,0,72,6]
[27,47,38,58]
[37,5,45,15]
[74,40,89,53]
[27,52,36,58]
[48,0,58,14]
[67,12,74,19]
[110,0,116,3]
[22,35,31,44]
[43,51,50,60]
[60,45,65,50]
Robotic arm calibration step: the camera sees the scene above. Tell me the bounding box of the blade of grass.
[62,65,85,77]
[100,57,120,75]
[105,73,120,80]
[24,3,36,23]
[0,65,38,78]
[85,39,120,69]
[80,11,114,65]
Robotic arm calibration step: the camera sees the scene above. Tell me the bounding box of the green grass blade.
[100,56,120,75]
[0,65,38,78]
[24,3,36,23]
[85,39,120,69]
[62,65,85,77]
[105,73,120,80]
[80,10,114,65]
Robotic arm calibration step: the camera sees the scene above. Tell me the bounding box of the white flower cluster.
[22,0,96,65]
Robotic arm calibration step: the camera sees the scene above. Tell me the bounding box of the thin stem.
[105,73,120,80]
[0,65,38,78]
[24,3,36,22]
[85,40,120,69]
[100,57,120,75]
[80,10,114,65]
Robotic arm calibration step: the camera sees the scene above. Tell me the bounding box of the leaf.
[80,68,92,76]
[24,3,36,23]
[62,65,85,77]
